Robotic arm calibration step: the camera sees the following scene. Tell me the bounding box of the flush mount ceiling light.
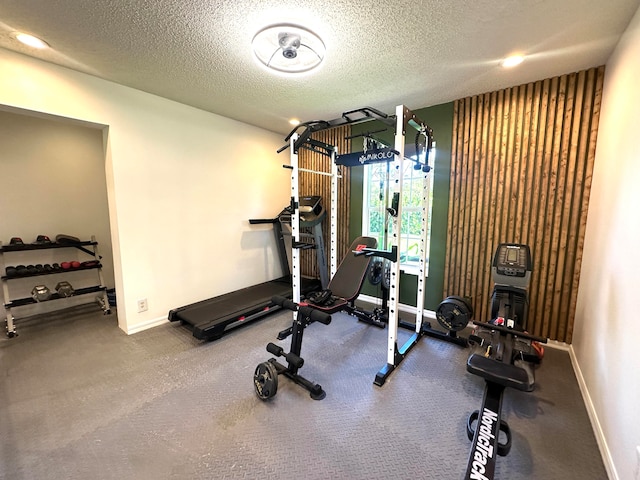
[12,32,49,49]
[252,24,325,74]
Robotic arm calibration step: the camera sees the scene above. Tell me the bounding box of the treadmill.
[168,196,326,341]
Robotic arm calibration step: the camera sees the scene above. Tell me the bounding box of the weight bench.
[307,235,377,309]
[278,236,382,340]
[254,236,384,400]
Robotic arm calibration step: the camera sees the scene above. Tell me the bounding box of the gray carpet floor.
[0,305,607,479]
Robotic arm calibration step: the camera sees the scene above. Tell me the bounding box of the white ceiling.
[1,0,638,134]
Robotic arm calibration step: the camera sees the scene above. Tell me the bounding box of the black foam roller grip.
[266,342,284,356]
[271,295,296,311]
[299,306,331,325]
[271,295,332,325]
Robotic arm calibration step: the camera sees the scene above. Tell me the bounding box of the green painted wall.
[348,102,454,310]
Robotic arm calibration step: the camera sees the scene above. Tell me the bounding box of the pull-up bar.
[278,106,397,154]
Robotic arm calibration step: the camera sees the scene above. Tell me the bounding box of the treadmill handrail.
[249,218,278,224]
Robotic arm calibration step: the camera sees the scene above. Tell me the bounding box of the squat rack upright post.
[374,104,434,386]
[286,133,340,313]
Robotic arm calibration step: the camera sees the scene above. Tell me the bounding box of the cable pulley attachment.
[413,124,434,172]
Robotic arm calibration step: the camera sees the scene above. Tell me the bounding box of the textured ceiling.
[0,0,638,134]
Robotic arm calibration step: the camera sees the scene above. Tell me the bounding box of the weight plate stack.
[436,295,474,332]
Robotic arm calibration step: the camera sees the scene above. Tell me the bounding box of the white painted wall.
[573,5,640,480]
[0,48,290,334]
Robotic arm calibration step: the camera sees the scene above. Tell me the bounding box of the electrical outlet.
[137,298,148,313]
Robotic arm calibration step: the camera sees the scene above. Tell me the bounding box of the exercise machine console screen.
[492,243,531,286]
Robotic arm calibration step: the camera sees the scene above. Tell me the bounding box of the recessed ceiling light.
[501,55,524,68]
[289,118,301,126]
[13,32,50,49]
[252,24,325,74]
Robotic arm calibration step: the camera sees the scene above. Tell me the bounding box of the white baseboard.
[542,339,570,351]
[126,316,169,335]
[357,294,437,320]
[568,345,617,480]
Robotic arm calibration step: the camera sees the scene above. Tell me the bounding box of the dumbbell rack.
[0,235,111,337]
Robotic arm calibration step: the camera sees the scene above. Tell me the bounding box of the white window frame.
[362,146,435,276]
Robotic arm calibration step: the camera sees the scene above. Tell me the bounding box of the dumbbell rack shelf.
[0,236,111,338]
[5,286,106,308]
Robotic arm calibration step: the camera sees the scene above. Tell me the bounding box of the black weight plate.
[381,259,391,290]
[367,259,383,286]
[436,296,473,332]
[254,361,278,400]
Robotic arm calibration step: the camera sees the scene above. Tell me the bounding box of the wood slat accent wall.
[298,125,352,281]
[444,66,604,343]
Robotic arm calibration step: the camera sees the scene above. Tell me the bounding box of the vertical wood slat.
[566,66,604,341]
[476,94,493,316]
[445,100,461,294]
[527,78,550,336]
[297,125,351,282]
[533,76,558,338]
[444,66,604,343]
[467,96,484,312]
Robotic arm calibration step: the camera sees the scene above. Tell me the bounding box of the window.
[362,148,434,275]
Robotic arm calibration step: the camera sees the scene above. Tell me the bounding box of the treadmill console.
[278,196,326,226]
[299,196,322,216]
[492,243,532,289]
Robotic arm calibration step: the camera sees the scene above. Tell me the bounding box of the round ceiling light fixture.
[252,24,325,74]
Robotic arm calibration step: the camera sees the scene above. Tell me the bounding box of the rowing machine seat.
[467,354,534,392]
